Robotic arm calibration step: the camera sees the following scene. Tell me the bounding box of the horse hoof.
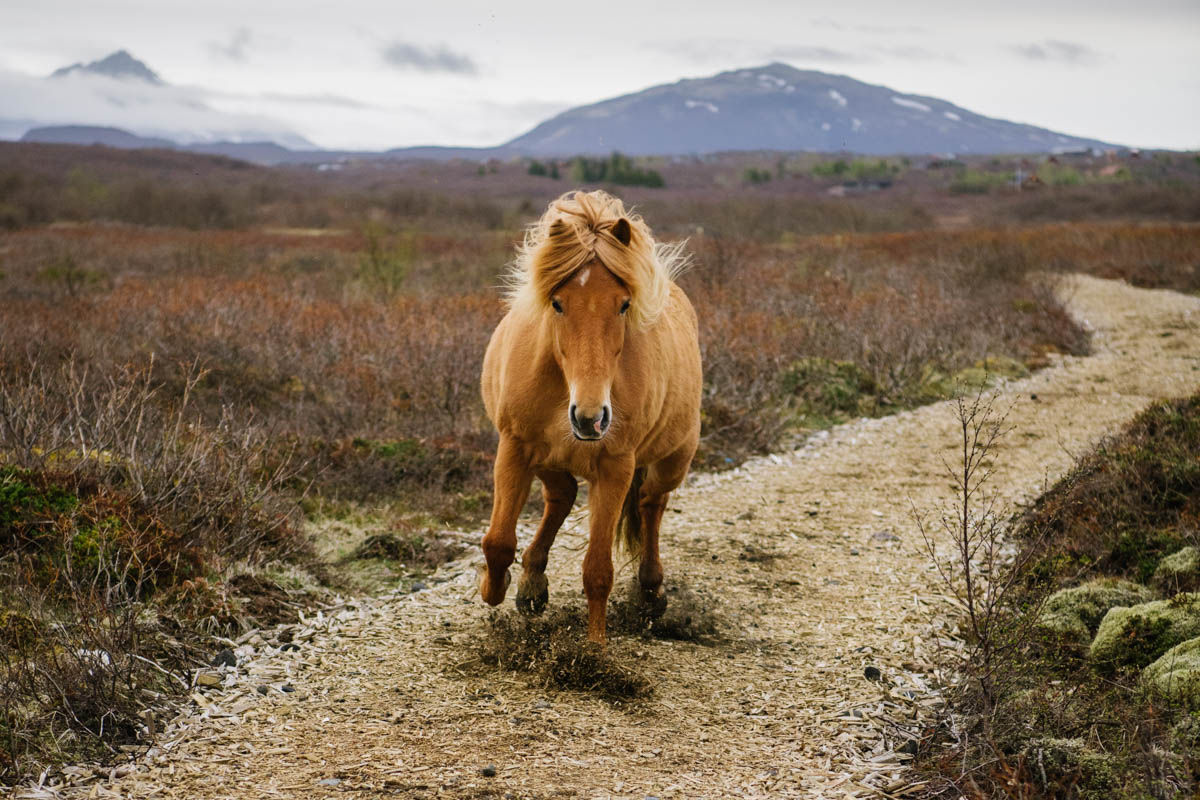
[515,588,548,616]
[515,573,549,616]
[640,587,668,619]
[478,566,511,606]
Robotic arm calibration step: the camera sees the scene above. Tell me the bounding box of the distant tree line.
[527,160,560,179]
[561,152,664,188]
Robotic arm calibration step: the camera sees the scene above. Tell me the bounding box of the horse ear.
[612,218,632,247]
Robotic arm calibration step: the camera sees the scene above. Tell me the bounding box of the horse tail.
[616,467,647,560]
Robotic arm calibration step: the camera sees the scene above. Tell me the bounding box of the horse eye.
[552,299,563,314]
[620,300,630,315]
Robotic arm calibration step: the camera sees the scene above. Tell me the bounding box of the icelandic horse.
[479,190,702,645]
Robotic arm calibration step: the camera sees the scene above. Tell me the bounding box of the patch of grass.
[1020,394,1200,587]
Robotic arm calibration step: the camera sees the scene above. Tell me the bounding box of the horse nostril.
[600,407,611,431]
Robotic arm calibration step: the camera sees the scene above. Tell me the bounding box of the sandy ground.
[19,275,1200,800]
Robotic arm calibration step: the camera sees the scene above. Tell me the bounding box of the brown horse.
[479,190,702,644]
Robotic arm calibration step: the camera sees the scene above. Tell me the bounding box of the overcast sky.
[2,0,1197,150]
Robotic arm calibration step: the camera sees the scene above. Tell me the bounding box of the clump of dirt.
[477,606,652,701]
[227,573,303,627]
[348,530,466,570]
[611,580,729,646]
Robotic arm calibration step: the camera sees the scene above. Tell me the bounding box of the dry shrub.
[0,360,311,783]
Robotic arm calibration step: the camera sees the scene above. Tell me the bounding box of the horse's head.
[549,223,634,441]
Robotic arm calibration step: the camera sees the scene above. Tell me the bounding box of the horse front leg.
[583,458,635,645]
[480,436,533,606]
[516,469,577,615]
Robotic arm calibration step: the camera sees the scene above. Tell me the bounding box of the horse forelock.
[505,190,688,330]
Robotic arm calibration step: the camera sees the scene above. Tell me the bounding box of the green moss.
[1170,712,1200,750]
[0,610,42,650]
[1152,546,1200,594]
[1110,528,1190,584]
[1141,636,1200,710]
[1022,737,1119,800]
[0,466,77,532]
[1090,595,1200,670]
[1038,578,1155,644]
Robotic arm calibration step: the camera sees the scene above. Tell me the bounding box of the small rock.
[533,700,551,710]
[899,739,919,756]
[870,531,900,543]
[317,777,341,786]
[863,665,882,681]
[736,510,754,521]
[1030,393,1038,401]
[480,764,497,777]
[195,671,222,687]
[849,549,859,556]
[281,684,296,693]
[210,648,236,668]
[256,685,269,695]
[411,581,428,592]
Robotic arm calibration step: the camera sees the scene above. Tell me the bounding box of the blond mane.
[505,190,688,330]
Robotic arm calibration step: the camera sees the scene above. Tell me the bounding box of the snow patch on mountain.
[892,97,932,112]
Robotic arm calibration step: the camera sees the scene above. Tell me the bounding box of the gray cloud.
[873,45,961,63]
[380,42,477,74]
[260,91,373,108]
[810,17,926,34]
[655,38,955,67]
[1009,40,1105,65]
[209,28,252,62]
[767,45,871,64]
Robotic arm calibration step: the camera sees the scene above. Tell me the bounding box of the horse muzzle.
[569,403,611,441]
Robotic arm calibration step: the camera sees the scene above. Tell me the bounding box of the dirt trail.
[27,275,1200,800]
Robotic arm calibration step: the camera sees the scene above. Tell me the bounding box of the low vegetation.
[1,141,1198,785]
[926,393,1200,797]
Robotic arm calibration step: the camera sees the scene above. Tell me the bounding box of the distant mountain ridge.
[16,56,1120,164]
[50,50,163,84]
[503,63,1115,156]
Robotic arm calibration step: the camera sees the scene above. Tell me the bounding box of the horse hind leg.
[636,448,694,618]
[516,470,577,615]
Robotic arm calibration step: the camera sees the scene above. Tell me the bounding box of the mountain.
[3,50,309,153]
[503,63,1116,156]
[22,125,175,149]
[50,50,163,84]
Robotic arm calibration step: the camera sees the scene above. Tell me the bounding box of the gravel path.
[22,275,1200,800]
